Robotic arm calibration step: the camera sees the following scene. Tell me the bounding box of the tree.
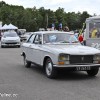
[0,1,92,32]
[79,11,91,28]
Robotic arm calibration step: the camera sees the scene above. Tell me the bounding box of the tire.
[17,45,20,48]
[1,45,4,48]
[23,55,31,68]
[45,58,57,78]
[87,68,99,76]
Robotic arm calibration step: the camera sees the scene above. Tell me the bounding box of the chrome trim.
[53,64,100,67]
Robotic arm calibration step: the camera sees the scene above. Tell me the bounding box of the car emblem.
[81,57,84,61]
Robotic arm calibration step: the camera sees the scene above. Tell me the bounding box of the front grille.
[70,55,93,64]
[5,42,18,44]
[7,40,15,42]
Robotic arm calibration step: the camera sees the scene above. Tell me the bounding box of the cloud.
[44,0,71,5]
[2,0,100,15]
[3,0,21,5]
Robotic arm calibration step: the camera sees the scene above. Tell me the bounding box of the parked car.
[21,31,100,78]
[19,34,27,42]
[1,31,21,48]
[22,32,33,41]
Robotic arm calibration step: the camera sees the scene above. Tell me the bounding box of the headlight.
[93,54,100,61]
[1,38,6,42]
[59,54,69,61]
[58,54,70,65]
[93,54,100,64]
[16,39,20,42]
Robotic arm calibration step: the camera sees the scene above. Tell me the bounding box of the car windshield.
[43,33,79,44]
[3,32,18,37]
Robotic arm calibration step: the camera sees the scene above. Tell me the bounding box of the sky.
[1,0,100,15]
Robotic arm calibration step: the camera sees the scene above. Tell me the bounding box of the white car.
[21,31,100,78]
[1,31,20,48]
[21,32,33,41]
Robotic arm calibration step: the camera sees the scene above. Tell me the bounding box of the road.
[0,47,100,100]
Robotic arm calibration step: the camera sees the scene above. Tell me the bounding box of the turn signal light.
[58,62,64,65]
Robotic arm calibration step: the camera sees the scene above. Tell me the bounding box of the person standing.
[78,34,83,44]
[58,23,62,31]
[91,27,98,38]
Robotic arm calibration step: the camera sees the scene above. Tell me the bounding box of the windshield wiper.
[60,41,70,43]
[71,41,79,43]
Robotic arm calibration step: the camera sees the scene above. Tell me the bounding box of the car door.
[29,34,42,65]
[25,34,36,61]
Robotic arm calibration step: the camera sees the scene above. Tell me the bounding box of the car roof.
[33,31,74,35]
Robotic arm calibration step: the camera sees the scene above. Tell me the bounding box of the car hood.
[43,44,100,55]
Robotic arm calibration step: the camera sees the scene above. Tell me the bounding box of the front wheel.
[87,68,99,76]
[1,45,4,48]
[23,55,31,68]
[17,45,20,48]
[45,58,57,78]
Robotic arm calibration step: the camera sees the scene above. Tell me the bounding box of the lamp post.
[45,13,48,30]
[33,18,38,31]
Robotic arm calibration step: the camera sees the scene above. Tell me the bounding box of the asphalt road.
[0,47,100,100]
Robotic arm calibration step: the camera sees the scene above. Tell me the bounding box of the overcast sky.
[2,0,100,15]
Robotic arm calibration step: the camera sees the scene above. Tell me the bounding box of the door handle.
[38,45,41,47]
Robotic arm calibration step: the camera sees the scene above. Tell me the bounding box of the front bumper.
[53,64,100,71]
[53,64,100,68]
[1,42,20,46]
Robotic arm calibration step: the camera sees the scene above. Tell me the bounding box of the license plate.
[76,66,91,71]
[8,44,14,46]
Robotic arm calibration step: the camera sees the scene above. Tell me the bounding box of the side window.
[27,34,35,43]
[89,22,100,38]
[34,35,42,44]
